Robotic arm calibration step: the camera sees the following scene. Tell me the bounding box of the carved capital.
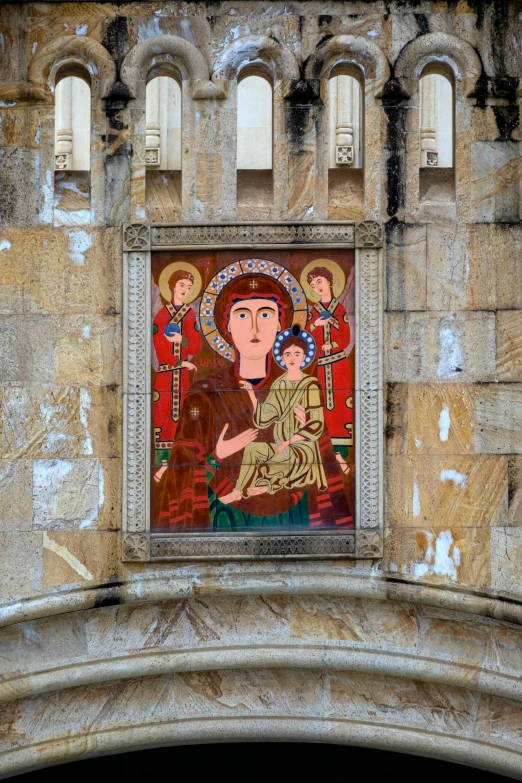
[123,223,151,252]
[356,530,383,558]
[123,533,150,562]
[355,220,383,248]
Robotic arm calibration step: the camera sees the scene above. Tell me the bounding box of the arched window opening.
[145,74,182,222]
[327,70,364,219]
[237,73,273,219]
[328,73,362,169]
[419,72,453,168]
[145,76,182,170]
[54,74,91,171]
[419,69,455,205]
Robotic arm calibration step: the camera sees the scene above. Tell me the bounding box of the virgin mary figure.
[152,266,354,532]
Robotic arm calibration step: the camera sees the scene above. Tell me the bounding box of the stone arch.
[0,585,522,778]
[121,34,224,100]
[395,32,482,96]
[305,35,390,92]
[28,35,116,98]
[212,35,300,83]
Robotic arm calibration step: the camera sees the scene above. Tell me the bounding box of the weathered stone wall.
[1,1,522,776]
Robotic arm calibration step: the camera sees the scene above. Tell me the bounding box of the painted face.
[228,299,280,360]
[282,346,305,369]
[173,279,193,302]
[309,276,331,298]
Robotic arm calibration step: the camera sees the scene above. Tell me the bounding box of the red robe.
[153,301,201,456]
[307,298,353,451]
[152,360,354,531]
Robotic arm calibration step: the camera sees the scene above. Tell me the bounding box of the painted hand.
[216,423,258,460]
[154,460,168,483]
[294,402,306,425]
[166,332,183,344]
[181,361,197,371]
[277,440,290,453]
[322,343,332,351]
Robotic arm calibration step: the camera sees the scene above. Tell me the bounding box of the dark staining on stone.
[102,16,129,79]
[508,458,518,508]
[381,77,407,219]
[384,382,401,442]
[319,15,333,27]
[413,13,429,36]
[493,105,519,141]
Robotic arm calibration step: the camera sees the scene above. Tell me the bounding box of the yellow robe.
[235,374,327,496]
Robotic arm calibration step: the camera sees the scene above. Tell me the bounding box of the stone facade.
[1,0,522,776]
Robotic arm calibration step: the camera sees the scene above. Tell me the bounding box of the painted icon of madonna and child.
[151,251,355,532]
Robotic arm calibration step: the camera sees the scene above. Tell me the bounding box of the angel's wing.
[338,265,356,358]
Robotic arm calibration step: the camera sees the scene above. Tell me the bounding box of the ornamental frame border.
[122,221,384,561]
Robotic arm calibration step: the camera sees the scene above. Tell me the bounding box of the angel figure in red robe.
[153,268,201,464]
[305,264,354,459]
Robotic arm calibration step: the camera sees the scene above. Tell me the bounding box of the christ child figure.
[218,326,328,504]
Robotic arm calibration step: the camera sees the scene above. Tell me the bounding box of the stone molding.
[28,35,116,98]
[122,221,383,561]
[2,568,522,630]
[305,34,390,92]
[121,34,224,100]
[151,222,356,248]
[212,34,300,82]
[1,592,522,778]
[395,32,482,97]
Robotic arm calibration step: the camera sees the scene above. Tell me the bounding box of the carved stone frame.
[122,221,384,561]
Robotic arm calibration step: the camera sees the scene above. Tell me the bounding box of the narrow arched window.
[328,73,362,169]
[327,70,363,218]
[145,75,182,170]
[54,74,91,171]
[419,71,453,169]
[419,69,454,204]
[237,73,273,218]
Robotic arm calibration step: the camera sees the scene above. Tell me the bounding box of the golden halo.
[300,258,346,302]
[158,262,202,305]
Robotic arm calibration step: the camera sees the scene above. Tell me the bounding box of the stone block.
[6,227,122,315]
[196,153,222,221]
[0,460,32,530]
[42,530,120,588]
[470,141,521,223]
[475,384,522,454]
[472,107,522,142]
[385,311,496,383]
[386,455,507,527]
[387,384,475,456]
[0,532,42,602]
[468,223,522,310]
[0,231,24,314]
[386,223,427,311]
[427,223,470,311]
[33,459,102,530]
[54,314,122,387]
[496,310,522,382]
[0,148,40,227]
[288,151,314,219]
[490,527,522,597]
[0,315,55,386]
[0,385,121,460]
[290,596,418,647]
[508,457,522,526]
[384,527,491,590]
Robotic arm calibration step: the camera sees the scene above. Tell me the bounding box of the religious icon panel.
[151,249,355,533]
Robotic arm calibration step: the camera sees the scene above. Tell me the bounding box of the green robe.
[235,373,327,496]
